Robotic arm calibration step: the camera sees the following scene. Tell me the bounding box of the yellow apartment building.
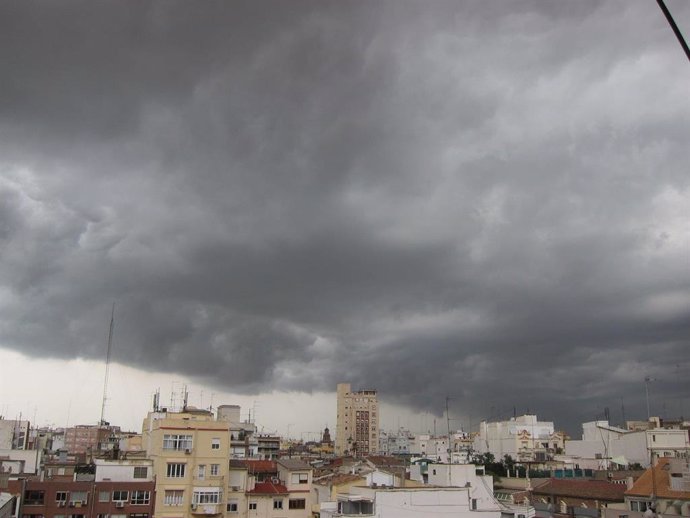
[142,407,230,518]
[335,383,379,457]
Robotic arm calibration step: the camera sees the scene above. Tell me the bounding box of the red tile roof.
[248,481,288,495]
[532,479,627,501]
[626,458,690,499]
[230,460,277,473]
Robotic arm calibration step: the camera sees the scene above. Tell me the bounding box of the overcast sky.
[1,1,689,437]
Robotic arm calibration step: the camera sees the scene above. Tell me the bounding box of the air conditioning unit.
[185,449,192,454]
[230,486,240,492]
[271,477,279,484]
[116,502,125,508]
[69,502,75,508]
[191,504,197,510]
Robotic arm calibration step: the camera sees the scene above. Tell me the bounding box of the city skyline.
[1,1,689,436]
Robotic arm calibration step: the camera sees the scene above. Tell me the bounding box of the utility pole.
[645,377,656,420]
[100,303,115,426]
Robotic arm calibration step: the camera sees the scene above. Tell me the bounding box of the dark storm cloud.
[1,0,689,434]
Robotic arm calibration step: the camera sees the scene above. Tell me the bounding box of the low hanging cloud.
[1,0,689,433]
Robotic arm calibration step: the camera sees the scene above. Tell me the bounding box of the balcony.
[190,504,221,515]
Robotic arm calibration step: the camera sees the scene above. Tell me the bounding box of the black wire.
[656,0,690,62]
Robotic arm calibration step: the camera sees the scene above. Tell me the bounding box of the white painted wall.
[346,486,503,518]
[94,459,153,481]
[0,449,41,474]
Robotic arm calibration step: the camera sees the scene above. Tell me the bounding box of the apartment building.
[64,425,120,455]
[0,418,30,450]
[473,415,564,462]
[226,458,314,517]
[8,458,155,518]
[565,420,690,468]
[604,457,690,518]
[142,407,230,518]
[335,384,379,457]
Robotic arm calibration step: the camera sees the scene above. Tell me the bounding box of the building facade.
[8,459,155,518]
[64,426,120,455]
[473,415,562,462]
[142,407,230,518]
[335,384,379,457]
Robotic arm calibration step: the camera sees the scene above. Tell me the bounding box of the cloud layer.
[1,0,689,432]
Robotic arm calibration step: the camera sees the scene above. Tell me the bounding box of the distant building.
[217,404,259,458]
[335,383,379,456]
[0,418,30,450]
[379,428,414,455]
[409,431,472,463]
[565,420,690,468]
[473,415,563,463]
[64,424,121,455]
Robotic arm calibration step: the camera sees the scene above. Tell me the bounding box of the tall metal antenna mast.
[100,303,116,426]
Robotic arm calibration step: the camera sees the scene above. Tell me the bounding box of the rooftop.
[277,458,311,471]
[229,459,277,473]
[626,458,690,499]
[532,479,627,501]
[248,481,288,495]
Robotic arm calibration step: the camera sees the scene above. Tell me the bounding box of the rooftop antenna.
[645,377,656,420]
[99,303,116,426]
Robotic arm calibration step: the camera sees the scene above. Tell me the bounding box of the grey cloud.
[1,0,689,434]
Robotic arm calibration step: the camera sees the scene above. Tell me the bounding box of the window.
[130,491,150,505]
[273,499,283,510]
[166,463,186,478]
[163,434,193,451]
[23,491,45,505]
[472,498,478,510]
[99,491,110,502]
[248,502,257,510]
[70,492,87,504]
[192,490,221,505]
[198,465,206,479]
[226,501,238,513]
[630,501,651,512]
[290,473,308,484]
[211,438,220,450]
[210,464,219,476]
[56,492,69,503]
[133,467,148,479]
[289,499,306,510]
[164,490,183,506]
[113,491,129,503]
